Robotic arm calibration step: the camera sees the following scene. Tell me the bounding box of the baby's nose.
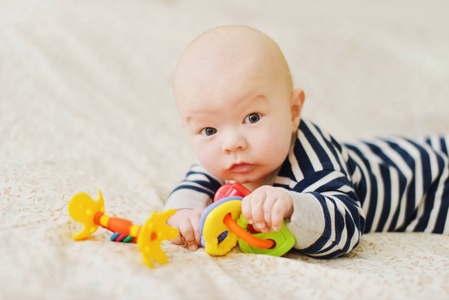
[222,132,247,153]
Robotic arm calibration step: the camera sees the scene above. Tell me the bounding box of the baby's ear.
[291,88,305,129]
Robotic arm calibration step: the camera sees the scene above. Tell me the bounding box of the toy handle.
[94,212,141,237]
[223,214,274,249]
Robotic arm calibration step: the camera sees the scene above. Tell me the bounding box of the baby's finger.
[270,201,285,231]
[249,193,269,232]
[241,196,253,224]
[170,229,184,245]
[262,195,278,229]
[190,214,202,246]
[179,223,197,251]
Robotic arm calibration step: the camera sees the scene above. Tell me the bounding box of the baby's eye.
[244,113,261,124]
[201,127,217,136]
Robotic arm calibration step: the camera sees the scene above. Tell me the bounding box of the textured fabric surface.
[1,1,449,299]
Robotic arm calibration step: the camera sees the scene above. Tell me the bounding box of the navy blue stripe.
[344,145,369,204]
[301,122,338,171]
[414,153,445,232]
[186,170,223,190]
[375,165,391,232]
[383,140,414,231]
[413,182,437,231]
[363,170,378,233]
[293,136,314,176]
[433,176,449,233]
[330,197,343,249]
[182,179,216,191]
[384,140,420,231]
[170,185,215,199]
[441,137,448,156]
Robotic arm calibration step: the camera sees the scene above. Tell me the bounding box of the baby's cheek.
[256,133,288,162]
[195,146,225,177]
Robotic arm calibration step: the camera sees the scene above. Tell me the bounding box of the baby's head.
[174,26,305,189]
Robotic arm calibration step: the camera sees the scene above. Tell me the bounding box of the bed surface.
[1,1,449,299]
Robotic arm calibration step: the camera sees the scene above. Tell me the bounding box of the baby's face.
[176,60,299,189]
[174,26,303,189]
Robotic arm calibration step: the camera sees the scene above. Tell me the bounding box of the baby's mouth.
[229,163,254,173]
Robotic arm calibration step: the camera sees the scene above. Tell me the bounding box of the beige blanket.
[1,1,449,299]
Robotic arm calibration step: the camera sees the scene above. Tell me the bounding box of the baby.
[165,25,449,257]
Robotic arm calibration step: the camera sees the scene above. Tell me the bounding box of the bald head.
[173,26,293,109]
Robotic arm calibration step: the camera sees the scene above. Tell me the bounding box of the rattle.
[200,183,296,256]
[68,190,179,268]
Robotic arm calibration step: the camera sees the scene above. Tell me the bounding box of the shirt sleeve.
[164,163,224,210]
[283,169,366,258]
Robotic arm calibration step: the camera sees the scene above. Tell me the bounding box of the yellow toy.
[68,190,179,268]
[201,199,242,256]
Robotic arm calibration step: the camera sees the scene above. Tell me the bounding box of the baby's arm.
[242,170,365,259]
[165,163,224,251]
[286,170,365,258]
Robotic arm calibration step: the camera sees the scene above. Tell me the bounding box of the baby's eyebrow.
[185,115,213,127]
[241,94,268,108]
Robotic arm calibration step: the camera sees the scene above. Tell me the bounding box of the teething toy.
[137,210,179,268]
[200,183,296,256]
[68,190,178,268]
[199,197,242,256]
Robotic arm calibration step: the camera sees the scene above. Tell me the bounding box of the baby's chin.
[221,174,267,191]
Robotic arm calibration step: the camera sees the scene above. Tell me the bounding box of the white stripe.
[321,184,353,196]
[351,166,362,186]
[302,172,345,193]
[274,176,291,187]
[288,142,304,183]
[430,135,441,152]
[383,167,399,231]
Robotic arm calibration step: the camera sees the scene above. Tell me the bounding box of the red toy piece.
[213,182,251,202]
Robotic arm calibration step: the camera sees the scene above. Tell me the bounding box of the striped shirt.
[166,119,449,258]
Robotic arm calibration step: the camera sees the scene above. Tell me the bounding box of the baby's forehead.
[184,27,278,67]
[176,28,285,87]
[174,26,292,111]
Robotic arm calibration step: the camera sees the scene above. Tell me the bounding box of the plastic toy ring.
[200,198,242,256]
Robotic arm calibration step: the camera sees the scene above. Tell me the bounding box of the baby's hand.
[241,186,293,233]
[167,208,204,251]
